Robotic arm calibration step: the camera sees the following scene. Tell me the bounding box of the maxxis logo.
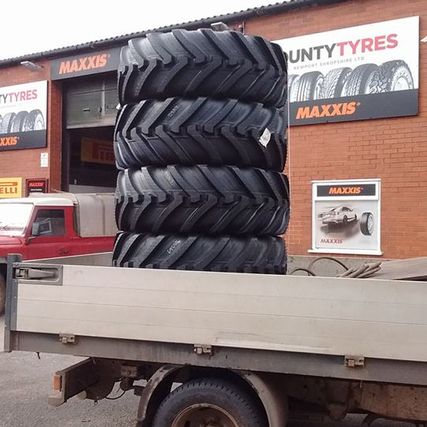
[296,102,361,119]
[58,54,110,75]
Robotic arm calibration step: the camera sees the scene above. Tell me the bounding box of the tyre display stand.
[112,28,289,274]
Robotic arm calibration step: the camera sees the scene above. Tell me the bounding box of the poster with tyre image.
[311,179,381,255]
[275,17,419,125]
[0,81,47,150]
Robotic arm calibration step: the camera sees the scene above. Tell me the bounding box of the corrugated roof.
[0,0,346,67]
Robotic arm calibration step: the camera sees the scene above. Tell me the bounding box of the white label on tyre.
[259,128,271,147]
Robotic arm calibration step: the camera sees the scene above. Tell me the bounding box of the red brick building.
[0,0,426,259]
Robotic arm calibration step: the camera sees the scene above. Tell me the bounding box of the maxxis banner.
[276,17,419,125]
[0,81,47,151]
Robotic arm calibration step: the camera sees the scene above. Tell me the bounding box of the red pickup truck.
[0,192,117,313]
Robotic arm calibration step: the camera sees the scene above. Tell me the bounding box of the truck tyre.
[0,273,5,315]
[10,111,28,133]
[360,212,374,236]
[289,75,300,102]
[23,109,45,131]
[321,67,352,98]
[376,60,414,92]
[342,64,380,96]
[115,166,290,236]
[113,233,287,274]
[0,113,16,134]
[294,71,324,101]
[114,98,287,171]
[152,378,267,427]
[118,29,287,107]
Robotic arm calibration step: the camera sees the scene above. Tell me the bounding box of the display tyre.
[342,64,380,96]
[115,166,290,235]
[321,67,352,98]
[0,273,5,315]
[152,378,266,427]
[294,71,324,101]
[376,60,414,92]
[113,233,287,274]
[23,109,45,131]
[360,212,374,236]
[0,113,16,134]
[10,111,28,133]
[118,29,287,107]
[114,97,287,171]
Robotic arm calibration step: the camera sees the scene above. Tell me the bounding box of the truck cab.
[0,193,117,313]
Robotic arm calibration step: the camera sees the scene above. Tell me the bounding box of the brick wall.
[0,60,62,192]
[243,0,427,258]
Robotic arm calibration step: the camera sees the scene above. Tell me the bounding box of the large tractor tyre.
[0,273,5,315]
[0,113,16,134]
[115,166,290,236]
[114,97,287,171]
[113,233,287,274]
[376,60,414,92]
[10,111,28,133]
[294,71,324,101]
[23,109,45,131]
[118,29,287,107]
[152,378,267,427]
[321,67,352,98]
[342,64,380,96]
[360,212,374,236]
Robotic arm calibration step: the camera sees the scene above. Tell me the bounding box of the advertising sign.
[0,177,23,198]
[51,47,121,80]
[26,179,48,196]
[0,81,47,150]
[81,137,115,165]
[276,17,419,125]
[312,179,381,255]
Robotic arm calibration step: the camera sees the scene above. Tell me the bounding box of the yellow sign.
[81,137,115,165]
[0,177,22,198]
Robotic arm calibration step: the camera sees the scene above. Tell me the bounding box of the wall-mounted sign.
[311,179,381,255]
[0,177,22,198]
[276,17,419,125]
[26,178,48,196]
[81,137,115,165]
[0,81,47,150]
[51,47,121,80]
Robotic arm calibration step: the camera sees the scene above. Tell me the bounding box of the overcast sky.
[1,0,277,60]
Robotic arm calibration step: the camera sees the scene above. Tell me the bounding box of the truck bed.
[5,253,427,386]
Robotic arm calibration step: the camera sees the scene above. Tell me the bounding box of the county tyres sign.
[276,17,419,125]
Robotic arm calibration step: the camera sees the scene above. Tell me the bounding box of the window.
[32,209,65,236]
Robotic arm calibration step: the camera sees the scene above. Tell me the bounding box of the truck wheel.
[360,212,374,236]
[10,111,28,133]
[321,67,352,98]
[23,109,45,131]
[114,97,287,171]
[294,71,324,101]
[118,29,287,107]
[0,273,5,316]
[115,166,290,236]
[342,64,380,96]
[376,60,414,92]
[113,233,287,274]
[0,112,16,134]
[152,378,267,427]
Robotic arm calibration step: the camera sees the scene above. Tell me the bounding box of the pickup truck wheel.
[118,29,287,107]
[114,97,287,171]
[152,378,266,427]
[0,273,5,315]
[115,166,290,236]
[113,233,287,274]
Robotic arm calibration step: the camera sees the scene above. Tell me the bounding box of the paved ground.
[0,316,416,427]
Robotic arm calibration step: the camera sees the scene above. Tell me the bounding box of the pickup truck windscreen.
[0,204,33,236]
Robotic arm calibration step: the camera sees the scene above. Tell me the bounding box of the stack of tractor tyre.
[112,28,290,274]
